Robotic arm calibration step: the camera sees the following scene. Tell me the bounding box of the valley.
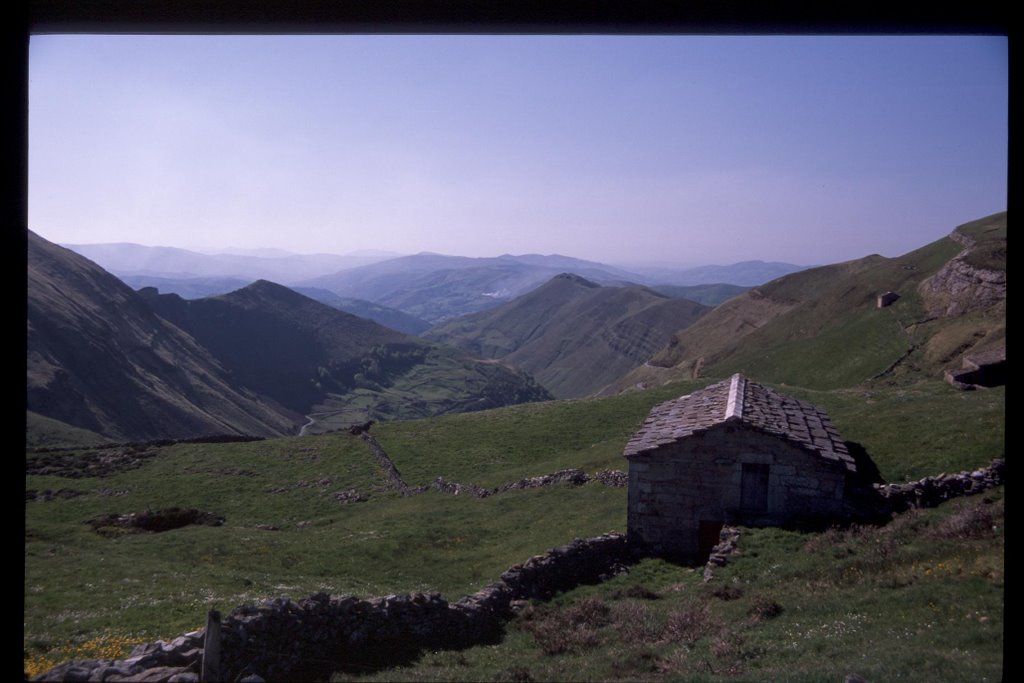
[25,213,1005,682]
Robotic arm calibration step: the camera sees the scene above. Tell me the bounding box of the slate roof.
[624,374,855,471]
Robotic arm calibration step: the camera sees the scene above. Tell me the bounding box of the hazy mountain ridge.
[424,273,711,398]
[300,253,658,323]
[61,241,804,324]
[119,274,252,300]
[27,232,301,441]
[611,259,809,286]
[61,241,398,284]
[648,283,751,307]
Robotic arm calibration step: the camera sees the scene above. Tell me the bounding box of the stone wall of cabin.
[627,422,849,560]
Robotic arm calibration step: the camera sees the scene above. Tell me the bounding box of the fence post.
[201,609,221,682]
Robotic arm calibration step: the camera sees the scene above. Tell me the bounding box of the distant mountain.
[609,212,1006,393]
[424,273,711,398]
[290,288,432,335]
[141,280,552,431]
[648,283,751,307]
[301,253,654,323]
[618,260,809,287]
[119,274,252,300]
[27,231,300,441]
[60,241,398,284]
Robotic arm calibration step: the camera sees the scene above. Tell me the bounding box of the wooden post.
[201,609,221,682]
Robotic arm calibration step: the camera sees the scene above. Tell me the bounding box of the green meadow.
[25,380,1003,680]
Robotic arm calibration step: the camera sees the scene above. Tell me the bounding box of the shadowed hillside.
[291,288,432,335]
[610,212,1006,393]
[142,281,552,430]
[425,274,710,398]
[27,231,301,441]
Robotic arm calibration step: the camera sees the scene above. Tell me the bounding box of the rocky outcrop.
[918,248,1005,318]
[33,632,206,682]
[944,345,1006,389]
[86,508,225,535]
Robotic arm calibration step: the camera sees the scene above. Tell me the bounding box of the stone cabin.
[877,291,900,308]
[625,373,859,562]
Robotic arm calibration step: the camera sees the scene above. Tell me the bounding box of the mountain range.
[61,241,399,282]
[62,241,802,323]
[27,233,551,441]
[32,213,1003,443]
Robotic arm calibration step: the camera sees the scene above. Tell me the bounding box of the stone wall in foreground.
[34,533,634,683]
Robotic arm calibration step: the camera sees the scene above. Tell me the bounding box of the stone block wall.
[627,422,849,560]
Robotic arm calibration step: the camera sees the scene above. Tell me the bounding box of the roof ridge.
[724,373,745,420]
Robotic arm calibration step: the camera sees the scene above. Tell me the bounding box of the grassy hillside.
[615,213,1005,393]
[27,231,301,441]
[349,488,1002,682]
[25,378,1002,679]
[425,274,710,398]
[26,411,112,449]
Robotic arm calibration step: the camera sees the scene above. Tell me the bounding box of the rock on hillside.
[918,214,1006,318]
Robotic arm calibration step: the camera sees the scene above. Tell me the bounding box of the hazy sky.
[29,35,1007,267]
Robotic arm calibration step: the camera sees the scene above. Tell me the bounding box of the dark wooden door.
[741,463,770,511]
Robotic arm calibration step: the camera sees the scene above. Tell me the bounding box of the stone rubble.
[431,468,628,499]
[702,526,742,582]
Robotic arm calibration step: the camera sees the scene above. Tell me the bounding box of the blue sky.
[28,35,1007,267]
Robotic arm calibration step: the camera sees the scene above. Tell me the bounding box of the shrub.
[747,595,784,622]
[662,602,719,644]
[928,498,1001,540]
[517,597,610,655]
[709,583,744,601]
[611,601,661,644]
[608,584,661,601]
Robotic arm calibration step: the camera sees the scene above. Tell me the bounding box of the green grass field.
[339,488,1003,682]
[24,380,1003,680]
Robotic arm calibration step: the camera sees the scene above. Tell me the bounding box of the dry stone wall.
[868,458,1003,516]
[33,534,634,683]
[431,468,626,498]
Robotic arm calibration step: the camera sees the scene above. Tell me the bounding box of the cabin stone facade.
[877,291,900,308]
[625,374,858,562]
